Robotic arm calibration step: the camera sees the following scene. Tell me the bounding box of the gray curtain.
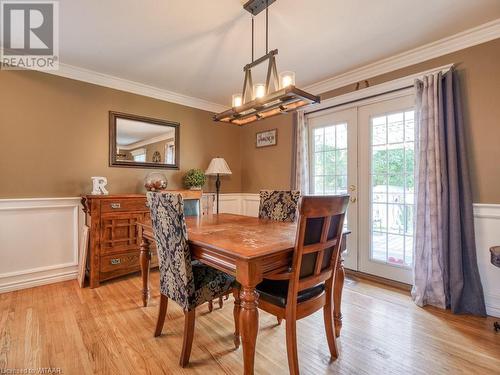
[413,68,486,316]
[291,110,309,193]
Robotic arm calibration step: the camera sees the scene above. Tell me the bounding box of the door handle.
[349,185,357,192]
[350,197,357,203]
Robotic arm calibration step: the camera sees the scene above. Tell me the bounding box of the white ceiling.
[116,118,174,146]
[59,0,500,106]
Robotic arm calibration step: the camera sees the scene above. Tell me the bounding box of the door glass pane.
[370,110,415,268]
[311,122,348,196]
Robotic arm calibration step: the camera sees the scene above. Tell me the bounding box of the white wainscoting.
[473,204,500,317]
[0,197,83,293]
[1,195,498,317]
[217,193,260,217]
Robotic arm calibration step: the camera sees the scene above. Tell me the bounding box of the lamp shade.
[205,158,232,176]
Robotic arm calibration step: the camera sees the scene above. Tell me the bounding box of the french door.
[308,108,358,270]
[308,94,415,283]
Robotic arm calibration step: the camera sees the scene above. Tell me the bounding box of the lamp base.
[215,174,221,215]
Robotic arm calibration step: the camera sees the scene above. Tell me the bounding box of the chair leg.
[233,289,241,349]
[324,282,339,359]
[154,294,168,337]
[218,296,224,308]
[180,309,196,367]
[285,315,299,375]
[208,300,213,312]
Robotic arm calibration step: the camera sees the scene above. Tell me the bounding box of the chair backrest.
[289,195,349,297]
[259,190,301,222]
[147,192,195,310]
[162,189,202,216]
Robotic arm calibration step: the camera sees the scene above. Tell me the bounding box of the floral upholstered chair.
[147,192,240,367]
[259,190,301,222]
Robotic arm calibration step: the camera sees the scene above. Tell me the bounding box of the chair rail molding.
[0,197,83,293]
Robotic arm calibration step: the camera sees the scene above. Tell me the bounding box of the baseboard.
[485,292,500,318]
[0,266,78,293]
[345,269,412,292]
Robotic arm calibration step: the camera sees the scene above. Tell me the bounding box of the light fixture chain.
[265,0,269,54]
[251,16,254,62]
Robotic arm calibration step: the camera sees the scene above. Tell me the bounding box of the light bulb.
[232,93,242,107]
[279,71,296,88]
[254,83,266,99]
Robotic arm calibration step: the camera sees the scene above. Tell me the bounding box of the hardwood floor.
[1,272,498,374]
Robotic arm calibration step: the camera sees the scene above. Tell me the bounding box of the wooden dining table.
[138,213,348,375]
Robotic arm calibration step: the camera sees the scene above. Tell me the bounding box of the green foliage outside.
[372,147,414,188]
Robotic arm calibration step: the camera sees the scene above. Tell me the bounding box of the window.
[165,142,175,164]
[370,110,415,267]
[131,148,146,162]
[310,123,348,195]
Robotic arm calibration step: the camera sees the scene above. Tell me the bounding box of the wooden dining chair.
[147,192,239,367]
[259,190,301,222]
[164,189,202,217]
[255,195,349,375]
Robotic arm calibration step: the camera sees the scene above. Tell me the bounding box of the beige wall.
[1,38,499,202]
[0,69,242,197]
[239,38,500,203]
[240,114,294,193]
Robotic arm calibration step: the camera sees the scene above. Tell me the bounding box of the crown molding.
[0,49,229,113]
[2,19,498,113]
[51,63,229,113]
[304,18,500,95]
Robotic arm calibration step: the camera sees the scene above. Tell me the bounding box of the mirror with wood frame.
[109,111,179,169]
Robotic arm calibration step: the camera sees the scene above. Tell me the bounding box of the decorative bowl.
[144,172,168,192]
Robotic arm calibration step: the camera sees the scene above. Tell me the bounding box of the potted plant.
[183,168,206,190]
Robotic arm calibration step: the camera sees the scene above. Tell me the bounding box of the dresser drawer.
[100,198,148,213]
[100,253,140,281]
[99,252,158,281]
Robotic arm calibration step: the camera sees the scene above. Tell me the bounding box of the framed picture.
[256,129,277,148]
[78,225,90,288]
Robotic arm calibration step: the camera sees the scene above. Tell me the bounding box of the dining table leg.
[140,235,152,307]
[239,286,259,375]
[236,259,262,375]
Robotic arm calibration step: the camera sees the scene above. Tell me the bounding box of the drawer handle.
[110,258,121,265]
[110,203,121,209]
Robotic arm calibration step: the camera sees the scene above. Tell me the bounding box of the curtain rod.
[305,85,414,116]
[305,64,454,116]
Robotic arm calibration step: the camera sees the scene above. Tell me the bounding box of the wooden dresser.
[81,193,214,288]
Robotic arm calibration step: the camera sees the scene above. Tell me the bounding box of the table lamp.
[205,157,232,214]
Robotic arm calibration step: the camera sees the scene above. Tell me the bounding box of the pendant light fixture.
[213,0,320,125]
